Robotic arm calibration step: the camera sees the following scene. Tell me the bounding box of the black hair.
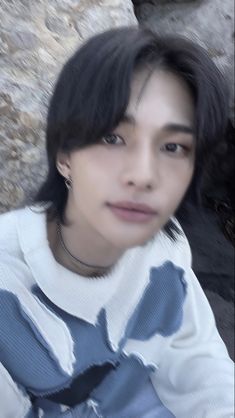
[34,26,229,239]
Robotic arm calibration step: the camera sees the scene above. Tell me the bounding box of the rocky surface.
[0,0,137,212]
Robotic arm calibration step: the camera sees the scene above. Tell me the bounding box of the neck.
[68,200,123,267]
[48,200,124,272]
[47,219,114,277]
[57,221,111,269]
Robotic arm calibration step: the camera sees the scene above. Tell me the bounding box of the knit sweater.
[0,206,234,418]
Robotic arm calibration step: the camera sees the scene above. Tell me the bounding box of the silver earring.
[64,175,72,190]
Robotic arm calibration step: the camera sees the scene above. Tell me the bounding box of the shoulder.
[0,209,19,252]
[0,205,47,254]
[0,205,47,290]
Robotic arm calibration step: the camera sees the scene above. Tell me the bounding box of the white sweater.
[0,206,234,418]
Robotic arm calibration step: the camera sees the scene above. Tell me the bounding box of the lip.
[107,201,157,223]
[107,201,157,214]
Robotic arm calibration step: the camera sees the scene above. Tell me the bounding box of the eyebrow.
[163,123,194,135]
[120,113,194,135]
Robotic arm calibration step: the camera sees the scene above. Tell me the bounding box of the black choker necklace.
[56,221,111,272]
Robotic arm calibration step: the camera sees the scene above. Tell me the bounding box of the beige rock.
[0,0,137,213]
[2,30,39,53]
[0,179,24,212]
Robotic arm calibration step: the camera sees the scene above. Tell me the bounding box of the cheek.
[163,164,194,204]
[71,158,109,202]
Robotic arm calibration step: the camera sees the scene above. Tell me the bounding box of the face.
[57,69,195,251]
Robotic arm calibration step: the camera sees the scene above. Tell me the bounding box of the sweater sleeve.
[150,265,234,418]
[0,361,35,417]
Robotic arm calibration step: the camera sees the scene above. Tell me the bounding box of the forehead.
[127,69,195,127]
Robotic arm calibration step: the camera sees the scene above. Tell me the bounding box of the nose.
[121,147,159,191]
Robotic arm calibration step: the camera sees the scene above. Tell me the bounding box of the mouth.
[106,203,158,223]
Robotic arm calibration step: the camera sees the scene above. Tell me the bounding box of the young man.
[0,26,234,417]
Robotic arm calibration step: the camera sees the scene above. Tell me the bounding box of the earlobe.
[56,152,71,178]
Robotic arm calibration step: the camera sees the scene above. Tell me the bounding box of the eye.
[102,133,124,145]
[162,143,189,155]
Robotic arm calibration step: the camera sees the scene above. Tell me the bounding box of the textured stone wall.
[0,0,137,212]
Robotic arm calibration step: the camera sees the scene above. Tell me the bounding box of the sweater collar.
[16,206,160,349]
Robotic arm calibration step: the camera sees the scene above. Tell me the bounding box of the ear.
[56,151,71,178]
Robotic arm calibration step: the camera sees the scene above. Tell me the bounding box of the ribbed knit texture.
[0,207,234,418]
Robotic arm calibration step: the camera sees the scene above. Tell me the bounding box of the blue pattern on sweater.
[0,290,69,394]
[0,261,186,413]
[126,261,187,340]
[91,356,152,416]
[32,286,120,365]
